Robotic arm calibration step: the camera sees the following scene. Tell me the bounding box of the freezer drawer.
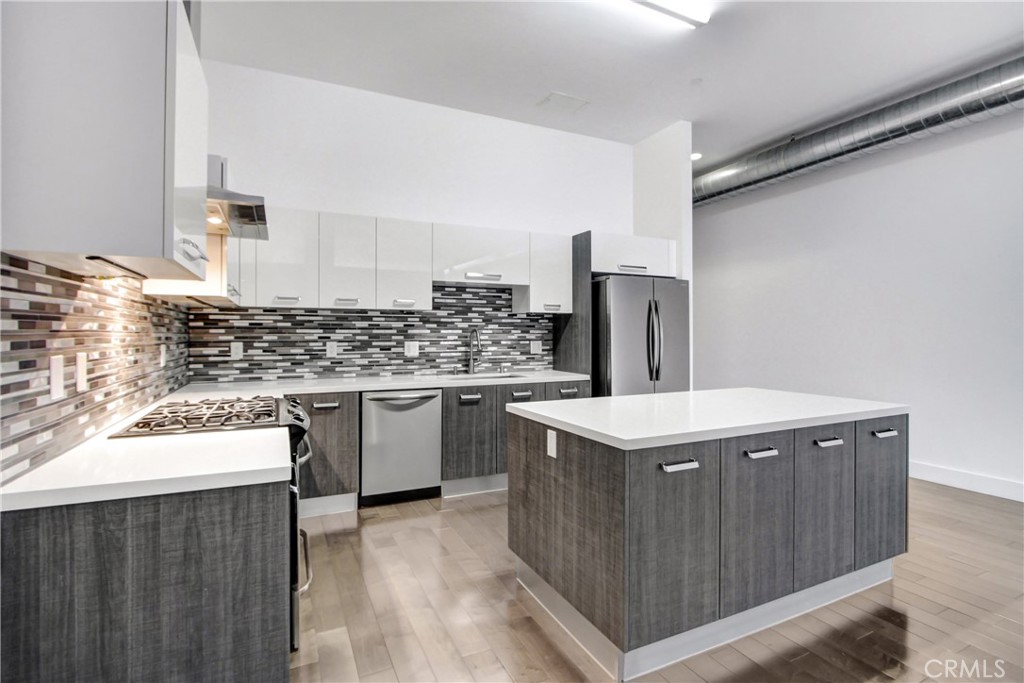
[361,390,442,498]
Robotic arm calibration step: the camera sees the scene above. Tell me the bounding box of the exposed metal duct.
[693,56,1024,206]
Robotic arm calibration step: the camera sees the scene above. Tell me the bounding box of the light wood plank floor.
[291,480,1023,682]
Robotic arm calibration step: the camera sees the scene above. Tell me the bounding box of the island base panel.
[516,557,893,682]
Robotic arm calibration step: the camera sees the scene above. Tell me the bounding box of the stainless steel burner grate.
[110,396,280,438]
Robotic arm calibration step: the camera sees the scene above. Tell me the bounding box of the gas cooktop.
[110,396,282,438]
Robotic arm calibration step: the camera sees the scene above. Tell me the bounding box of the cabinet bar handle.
[465,272,502,281]
[745,447,779,459]
[393,298,416,306]
[661,460,699,473]
[460,393,482,401]
[559,387,579,396]
[335,297,359,305]
[872,428,899,439]
[312,402,339,410]
[618,264,648,271]
[181,238,210,262]
[298,528,313,595]
[274,295,301,302]
[366,394,436,401]
[511,391,533,399]
[543,303,561,311]
[814,437,844,448]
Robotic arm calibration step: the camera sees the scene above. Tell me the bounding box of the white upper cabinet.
[377,219,432,311]
[1,0,209,280]
[320,213,376,309]
[513,233,573,314]
[255,207,320,308]
[432,224,530,286]
[591,233,677,278]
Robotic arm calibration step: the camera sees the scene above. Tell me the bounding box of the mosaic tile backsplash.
[0,254,189,482]
[188,284,555,382]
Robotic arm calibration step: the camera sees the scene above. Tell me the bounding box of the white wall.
[693,112,1024,501]
[203,60,633,235]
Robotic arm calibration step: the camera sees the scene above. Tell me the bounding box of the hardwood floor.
[291,480,1023,682]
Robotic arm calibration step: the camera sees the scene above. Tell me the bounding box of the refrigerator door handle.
[646,300,655,381]
[654,299,664,381]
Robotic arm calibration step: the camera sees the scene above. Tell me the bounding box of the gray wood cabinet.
[495,383,546,474]
[855,415,909,568]
[288,392,360,497]
[627,442,720,649]
[544,380,591,400]
[794,422,856,590]
[720,429,795,617]
[0,483,289,683]
[442,385,498,480]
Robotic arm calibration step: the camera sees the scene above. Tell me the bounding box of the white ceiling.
[200,1,1024,173]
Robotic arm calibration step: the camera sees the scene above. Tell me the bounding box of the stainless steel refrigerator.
[592,275,690,396]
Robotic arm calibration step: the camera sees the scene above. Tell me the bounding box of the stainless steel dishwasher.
[361,389,442,506]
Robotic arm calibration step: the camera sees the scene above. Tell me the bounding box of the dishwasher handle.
[365,393,438,402]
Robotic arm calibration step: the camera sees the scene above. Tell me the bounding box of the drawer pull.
[745,447,779,459]
[335,297,360,305]
[459,393,482,401]
[872,428,899,439]
[814,436,844,448]
[465,272,502,281]
[274,295,301,302]
[393,298,416,307]
[511,391,533,399]
[559,387,579,396]
[366,394,436,402]
[312,402,339,410]
[661,459,699,473]
[617,264,648,271]
[543,303,561,311]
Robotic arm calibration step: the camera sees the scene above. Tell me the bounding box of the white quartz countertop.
[505,387,909,451]
[171,369,589,400]
[1,370,589,511]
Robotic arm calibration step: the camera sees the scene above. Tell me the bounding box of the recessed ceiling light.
[690,152,703,161]
[206,215,224,225]
[630,0,711,28]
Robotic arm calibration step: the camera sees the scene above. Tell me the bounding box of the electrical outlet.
[326,341,338,358]
[159,344,166,368]
[530,341,542,354]
[546,429,557,458]
[76,352,88,392]
[49,355,66,400]
[404,341,419,358]
[230,341,244,360]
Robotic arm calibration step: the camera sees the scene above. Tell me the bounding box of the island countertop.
[505,387,909,450]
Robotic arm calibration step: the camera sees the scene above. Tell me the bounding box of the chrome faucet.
[468,328,482,374]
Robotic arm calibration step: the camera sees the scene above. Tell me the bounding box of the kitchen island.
[506,388,909,681]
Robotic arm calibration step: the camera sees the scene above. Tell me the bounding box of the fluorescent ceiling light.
[631,0,711,28]
[690,152,703,161]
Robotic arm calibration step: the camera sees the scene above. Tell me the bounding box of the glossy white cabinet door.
[432,224,530,285]
[591,233,677,278]
[377,219,432,311]
[256,207,320,308]
[320,213,376,309]
[168,0,208,280]
[513,232,573,314]
[238,237,258,306]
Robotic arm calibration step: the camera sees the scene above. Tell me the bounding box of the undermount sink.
[439,373,528,380]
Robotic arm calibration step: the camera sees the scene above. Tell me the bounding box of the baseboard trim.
[910,463,1024,502]
[442,473,508,498]
[299,492,356,518]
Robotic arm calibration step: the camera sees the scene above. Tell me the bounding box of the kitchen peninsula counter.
[506,388,909,681]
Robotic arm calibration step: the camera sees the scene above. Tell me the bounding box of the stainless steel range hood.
[206,155,269,240]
